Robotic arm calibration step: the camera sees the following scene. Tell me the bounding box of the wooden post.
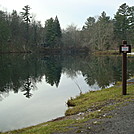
[122,51,127,95]
[120,40,131,95]
[122,40,127,95]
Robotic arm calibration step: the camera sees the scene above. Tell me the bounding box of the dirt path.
[53,101,134,134]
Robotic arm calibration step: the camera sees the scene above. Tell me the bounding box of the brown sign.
[119,45,131,53]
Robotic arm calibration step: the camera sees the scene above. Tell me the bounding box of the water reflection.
[44,56,62,87]
[0,54,134,101]
[1,54,134,132]
[22,78,33,98]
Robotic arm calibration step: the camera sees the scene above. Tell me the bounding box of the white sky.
[0,0,133,29]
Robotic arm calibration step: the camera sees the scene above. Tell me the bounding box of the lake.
[0,54,134,132]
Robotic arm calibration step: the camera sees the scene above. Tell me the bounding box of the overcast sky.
[0,0,133,29]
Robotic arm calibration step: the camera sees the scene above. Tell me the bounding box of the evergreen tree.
[54,16,62,38]
[44,16,62,48]
[0,11,10,50]
[82,17,95,30]
[20,5,32,45]
[114,3,129,41]
[98,11,110,23]
[10,10,20,41]
[53,16,62,47]
[0,6,44,52]
[44,18,55,47]
[114,3,134,44]
[127,6,134,44]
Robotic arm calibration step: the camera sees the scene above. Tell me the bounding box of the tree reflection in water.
[0,54,134,101]
[22,78,33,98]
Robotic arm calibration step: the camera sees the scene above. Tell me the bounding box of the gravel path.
[53,101,134,134]
[86,101,134,134]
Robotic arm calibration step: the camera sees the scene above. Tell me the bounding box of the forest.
[0,3,134,53]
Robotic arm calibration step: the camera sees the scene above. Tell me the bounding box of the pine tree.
[10,10,20,40]
[114,3,129,41]
[82,17,95,30]
[20,5,31,45]
[44,16,62,48]
[98,11,110,23]
[44,18,55,47]
[114,3,134,44]
[54,16,62,38]
[127,6,134,44]
[0,11,10,46]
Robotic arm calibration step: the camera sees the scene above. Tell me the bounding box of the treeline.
[0,6,44,52]
[63,3,134,51]
[0,3,134,53]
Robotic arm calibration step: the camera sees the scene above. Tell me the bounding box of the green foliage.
[114,3,134,44]
[10,10,20,38]
[54,16,62,38]
[0,11,10,46]
[0,20,10,44]
[0,7,44,52]
[44,16,62,48]
[20,5,32,45]
[114,3,129,41]
[44,18,55,47]
[79,3,134,51]
[82,17,95,30]
[20,5,31,23]
[0,3,133,52]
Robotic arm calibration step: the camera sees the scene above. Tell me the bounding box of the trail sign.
[119,44,131,53]
[120,40,131,95]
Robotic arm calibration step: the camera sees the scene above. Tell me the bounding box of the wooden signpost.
[119,40,131,95]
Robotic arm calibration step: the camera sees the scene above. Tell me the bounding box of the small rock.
[103,114,106,117]
[93,121,98,124]
[87,126,91,130]
[76,130,83,133]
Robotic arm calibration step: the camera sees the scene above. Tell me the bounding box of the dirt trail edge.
[53,101,134,134]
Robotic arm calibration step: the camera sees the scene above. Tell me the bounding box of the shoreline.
[1,83,134,134]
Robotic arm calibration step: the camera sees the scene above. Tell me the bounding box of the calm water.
[0,54,134,132]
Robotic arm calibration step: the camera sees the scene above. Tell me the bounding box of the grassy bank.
[65,84,134,115]
[1,84,134,134]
